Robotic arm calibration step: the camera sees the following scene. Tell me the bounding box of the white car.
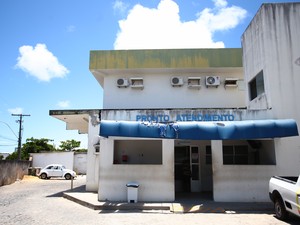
[38,164,76,180]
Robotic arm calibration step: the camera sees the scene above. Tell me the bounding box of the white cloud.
[15,43,69,82]
[213,0,228,8]
[198,1,247,32]
[114,0,247,49]
[57,100,70,108]
[8,107,23,114]
[113,0,129,15]
[67,25,76,32]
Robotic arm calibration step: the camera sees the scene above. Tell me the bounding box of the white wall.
[98,139,174,202]
[86,113,100,192]
[103,71,245,109]
[31,151,74,169]
[101,108,252,122]
[243,3,300,116]
[242,3,300,176]
[73,153,87,174]
[211,140,276,202]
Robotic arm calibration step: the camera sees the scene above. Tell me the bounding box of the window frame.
[249,70,265,101]
[222,145,249,165]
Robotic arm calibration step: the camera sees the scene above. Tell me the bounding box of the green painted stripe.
[89,48,242,70]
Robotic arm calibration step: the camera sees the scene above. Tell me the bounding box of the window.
[249,70,265,100]
[113,140,162,164]
[94,145,100,153]
[222,140,276,165]
[93,141,100,154]
[205,146,212,164]
[223,145,248,165]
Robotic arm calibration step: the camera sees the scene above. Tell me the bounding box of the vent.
[224,78,238,88]
[206,76,220,87]
[171,77,183,86]
[188,77,201,89]
[130,77,144,89]
[117,78,129,87]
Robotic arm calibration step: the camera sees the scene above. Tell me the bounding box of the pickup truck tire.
[274,198,288,220]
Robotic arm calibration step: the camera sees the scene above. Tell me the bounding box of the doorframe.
[174,145,201,193]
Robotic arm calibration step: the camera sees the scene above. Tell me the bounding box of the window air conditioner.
[130,77,144,89]
[171,77,184,86]
[117,78,129,87]
[224,78,238,88]
[206,76,220,87]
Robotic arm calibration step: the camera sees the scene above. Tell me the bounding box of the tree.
[73,148,88,153]
[6,137,56,160]
[22,138,56,154]
[59,139,80,151]
[5,151,19,160]
[5,138,83,160]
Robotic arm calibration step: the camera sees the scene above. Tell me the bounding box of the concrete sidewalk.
[63,190,274,214]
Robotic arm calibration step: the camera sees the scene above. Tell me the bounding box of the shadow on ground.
[47,185,86,198]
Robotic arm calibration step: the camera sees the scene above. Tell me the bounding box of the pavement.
[4,175,299,225]
[63,186,274,214]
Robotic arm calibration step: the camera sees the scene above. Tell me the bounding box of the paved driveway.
[0,175,299,225]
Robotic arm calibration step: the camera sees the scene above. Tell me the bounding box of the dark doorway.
[175,146,191,193]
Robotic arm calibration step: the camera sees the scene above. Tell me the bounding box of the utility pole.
[12,114,30,160]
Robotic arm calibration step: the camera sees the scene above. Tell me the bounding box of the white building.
[50,3,300,202]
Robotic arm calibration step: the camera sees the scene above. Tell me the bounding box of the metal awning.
[99,119,298,140]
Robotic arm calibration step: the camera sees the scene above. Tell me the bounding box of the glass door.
[190,146,201,192]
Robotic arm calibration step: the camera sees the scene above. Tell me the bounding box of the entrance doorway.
[174,146,201,193]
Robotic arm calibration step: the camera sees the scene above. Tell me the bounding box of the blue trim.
[99,119,298,140]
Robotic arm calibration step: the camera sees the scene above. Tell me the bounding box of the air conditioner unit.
[206,76,220,87]
[171,77,183,86]
[117,78,129,87]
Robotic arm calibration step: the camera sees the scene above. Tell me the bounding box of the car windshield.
[62,166,66,169]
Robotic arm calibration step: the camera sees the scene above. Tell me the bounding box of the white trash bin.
[126,182,139,203]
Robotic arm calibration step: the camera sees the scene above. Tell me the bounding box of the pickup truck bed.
[274,176,298,183]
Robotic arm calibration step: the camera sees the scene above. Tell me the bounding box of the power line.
[12,114,30,160]
[0,120,18,139]
[0,144,17,146]
[0,134,18,142]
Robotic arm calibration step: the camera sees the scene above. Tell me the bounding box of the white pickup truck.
[269,175,300,220]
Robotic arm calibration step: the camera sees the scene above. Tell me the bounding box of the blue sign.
[136,114,234,122]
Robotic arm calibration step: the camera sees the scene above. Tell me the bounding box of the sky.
[0,0,299,153]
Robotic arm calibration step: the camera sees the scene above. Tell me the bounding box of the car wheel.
[65,173,71,180]
[274,198,288,220]
[40,173,47,179]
